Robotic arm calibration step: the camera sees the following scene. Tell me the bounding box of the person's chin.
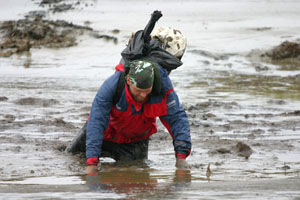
[136,97,145,102]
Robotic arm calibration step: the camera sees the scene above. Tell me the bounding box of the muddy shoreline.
[0,0,118,58]
[1,0,300,199]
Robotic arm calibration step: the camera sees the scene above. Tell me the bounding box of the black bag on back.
[121,10,183,73]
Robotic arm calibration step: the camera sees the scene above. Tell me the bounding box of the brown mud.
[2,46,300,197]
[1,0,300,199]
[248,40,300,68]
[0,9,117,57]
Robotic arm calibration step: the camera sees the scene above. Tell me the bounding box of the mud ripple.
[22,118,76,129]
[0,96,8,101]
[14,97,59,107]
[184,100,240,112]
[0,114,16,123]
[188,49,234,61]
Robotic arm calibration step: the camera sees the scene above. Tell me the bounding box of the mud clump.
[40,0,63,4]
[53,118,76,129]
[39,1,74,13]
[1,20,63,55]
[50,3,73,13]
[5,118,76,130]
[14,97,59,107]
[235,141,252,159]
[271,41,300,60]
[0,114,16,123]
[0,0,118,57]
[281,110,300,116]
[0,14,118,57]
[90,32,118,44]
[56,144,67,152]
[209,141,253,159]
[248,40,300,67]
[215,148,231,154]
[38,0,86,13]
[0,17,87,57]
[0,96,8,101]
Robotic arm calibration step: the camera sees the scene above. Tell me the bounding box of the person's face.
[126,77,152,102]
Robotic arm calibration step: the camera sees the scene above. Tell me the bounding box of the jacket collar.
[125,83,148,112]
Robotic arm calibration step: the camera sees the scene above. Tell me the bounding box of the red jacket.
[86,64,191,165]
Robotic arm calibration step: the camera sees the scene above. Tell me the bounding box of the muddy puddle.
[1,0,300,199]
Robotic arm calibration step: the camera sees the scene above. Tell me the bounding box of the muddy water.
[1,0,300,199]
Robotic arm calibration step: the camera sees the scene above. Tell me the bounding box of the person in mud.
[85,59,191,174]
[66,11,191,174]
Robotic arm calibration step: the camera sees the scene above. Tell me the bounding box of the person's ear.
[126,76,131,85]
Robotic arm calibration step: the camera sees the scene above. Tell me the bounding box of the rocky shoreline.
[0,0,118,57]
[247,40,300,67]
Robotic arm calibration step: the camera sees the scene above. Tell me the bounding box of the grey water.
[1,0,300,199]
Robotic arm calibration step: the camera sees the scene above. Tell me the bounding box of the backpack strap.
[112,71,125,105]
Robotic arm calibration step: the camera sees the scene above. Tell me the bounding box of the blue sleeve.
[159,70,191,157]
[86,72,121,159]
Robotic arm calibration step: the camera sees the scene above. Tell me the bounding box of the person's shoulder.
[157,64,170,81]
[103,71,123,86]
[157,65,173,92]
[97,71,123,98]
[158,64,168,74]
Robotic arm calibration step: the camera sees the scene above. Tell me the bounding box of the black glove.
[151,10,163,22]
[144,11,163,43]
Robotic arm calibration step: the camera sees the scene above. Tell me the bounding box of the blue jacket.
[86,64,191,164]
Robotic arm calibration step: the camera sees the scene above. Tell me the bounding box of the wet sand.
[0,0,300,199]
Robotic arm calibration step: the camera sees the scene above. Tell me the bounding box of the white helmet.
[151,27,187,58]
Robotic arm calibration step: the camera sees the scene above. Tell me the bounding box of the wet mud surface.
[0,0,118,58]
[1,0,300,199]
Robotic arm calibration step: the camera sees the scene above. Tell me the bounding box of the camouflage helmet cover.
[128,60,155,89]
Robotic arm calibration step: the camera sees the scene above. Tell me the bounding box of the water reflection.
[86,170,157,193]
[85,162,192,198]
[173,169,192,183]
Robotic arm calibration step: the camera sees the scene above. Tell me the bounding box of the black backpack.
[114,10,183,105]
